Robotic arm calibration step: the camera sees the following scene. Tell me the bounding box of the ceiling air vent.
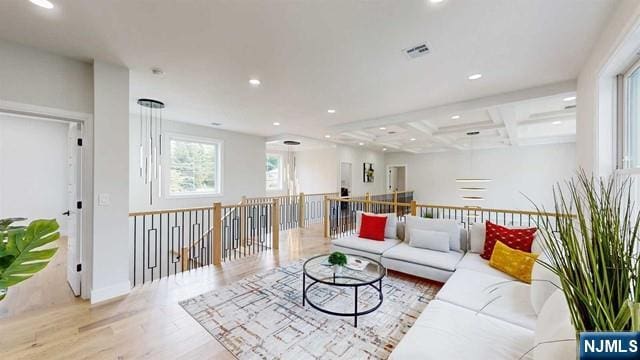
[403,42,430,60]
[564,105,577,110]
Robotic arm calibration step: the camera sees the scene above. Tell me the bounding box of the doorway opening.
[339,162,352,197]
[387,165,407,192]
[0,113,83,318]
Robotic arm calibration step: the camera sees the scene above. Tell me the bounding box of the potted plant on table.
[328,251,348,274]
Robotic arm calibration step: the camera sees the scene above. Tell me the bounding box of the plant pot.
[333,264,344,275]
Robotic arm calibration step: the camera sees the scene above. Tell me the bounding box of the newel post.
[213,202,222,266]
[365,192,371,212]
[298,192,305,228]
[272,198,280,250]
[323,195,330,238]
[410,200,417,216]
[393,191,398,214]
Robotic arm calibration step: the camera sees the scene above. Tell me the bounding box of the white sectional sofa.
[330,215,575,360]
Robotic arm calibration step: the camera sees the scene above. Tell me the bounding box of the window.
[266,153,283,191]
[168,135,222,196]
[619,58,640,170]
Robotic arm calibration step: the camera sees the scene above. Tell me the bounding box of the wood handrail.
[129,206,213,217]
[325,197,572,218]
[416,204,573,217]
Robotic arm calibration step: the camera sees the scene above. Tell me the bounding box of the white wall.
[0,39,93,114]
[336,145,386,196]
[385,143,576,210]
[129,119,266,211]
[91,61,130,303]
[0,115,69,233]
[576,0,640,176]
[297,147,339,194]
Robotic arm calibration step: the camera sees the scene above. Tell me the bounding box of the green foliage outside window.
[170,139,218,194]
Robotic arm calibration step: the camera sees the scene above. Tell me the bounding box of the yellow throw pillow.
[489,241,539,283]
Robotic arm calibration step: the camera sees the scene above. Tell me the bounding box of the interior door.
[65,122,82,296]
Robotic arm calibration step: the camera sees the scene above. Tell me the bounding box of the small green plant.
[0,218,59,301]
[328,251,347,267]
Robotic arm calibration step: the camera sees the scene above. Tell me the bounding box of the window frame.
[164,133,224,199]
[265,153,284,191]
[617,56,640,174]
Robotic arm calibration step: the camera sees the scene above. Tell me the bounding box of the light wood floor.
[0,225,436,359]
[0,236,82,319]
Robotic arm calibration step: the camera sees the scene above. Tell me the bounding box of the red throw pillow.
[359,213,387,241]
[481,221,537,260]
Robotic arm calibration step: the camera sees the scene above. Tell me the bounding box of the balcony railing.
[324,195,568,239]
[128,192,337,286]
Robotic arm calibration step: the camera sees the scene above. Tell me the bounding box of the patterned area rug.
[180,261,440,359]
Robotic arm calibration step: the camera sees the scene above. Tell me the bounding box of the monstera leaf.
[0,219,59,301]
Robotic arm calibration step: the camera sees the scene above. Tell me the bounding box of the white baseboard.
[90,280,131,304]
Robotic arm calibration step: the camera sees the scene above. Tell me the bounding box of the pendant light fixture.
[456,131,491,200]
[283,140,301,195]
[137,98,165,205]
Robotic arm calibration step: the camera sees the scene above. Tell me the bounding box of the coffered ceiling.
[0,0,618,153]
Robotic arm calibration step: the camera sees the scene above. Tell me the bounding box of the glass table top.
[303,254,386,286]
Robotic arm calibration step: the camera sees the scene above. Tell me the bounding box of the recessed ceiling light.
[359,142,365,146]
[451,115,461,120]
[273,122,280,126]
[430,0,444,3]
[327,109,336,114]
[379,127,386,130]
[382,148,387,151]
[30,0,54,8]
[563,96,576,102]
[324,134,331,138]
[249,79,261,86]
[552,121,562,125]
[467,73,483,80]
[410,138,416,141]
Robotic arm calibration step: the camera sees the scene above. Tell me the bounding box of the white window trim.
[164,133,224,199]
[617,56,640,172]
[266,153,283,191]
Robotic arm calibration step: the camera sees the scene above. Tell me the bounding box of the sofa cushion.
[409,228,450,252]
[355,211,397,239]
[489,241,539,283]
[456,252,516,280]
[405,216,461,252]
[382,242,463,271]
[530,257,561,315]
[359,213,387,241]
[534,290,576,359]
[469,221,486,253]
[470,221,544,255]
[389,300,534,360]
[331,235,400,255]
[436,268,537,330]
[481,221,537,260]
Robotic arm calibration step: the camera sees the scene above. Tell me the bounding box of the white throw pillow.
[469,222,486,253]
[405,216,461,252]
[530,258,561,315]
[408,228,450,252]
[355,211,397,239]
[534,290,576,360]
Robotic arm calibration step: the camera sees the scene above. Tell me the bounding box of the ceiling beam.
[407,121,465,150]
[432,122,505,136]
[329,80,576,133]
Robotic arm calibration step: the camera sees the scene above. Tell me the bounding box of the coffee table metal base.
[302,272,384,327]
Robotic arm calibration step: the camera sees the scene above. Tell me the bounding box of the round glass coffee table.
[302,254,386,327]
